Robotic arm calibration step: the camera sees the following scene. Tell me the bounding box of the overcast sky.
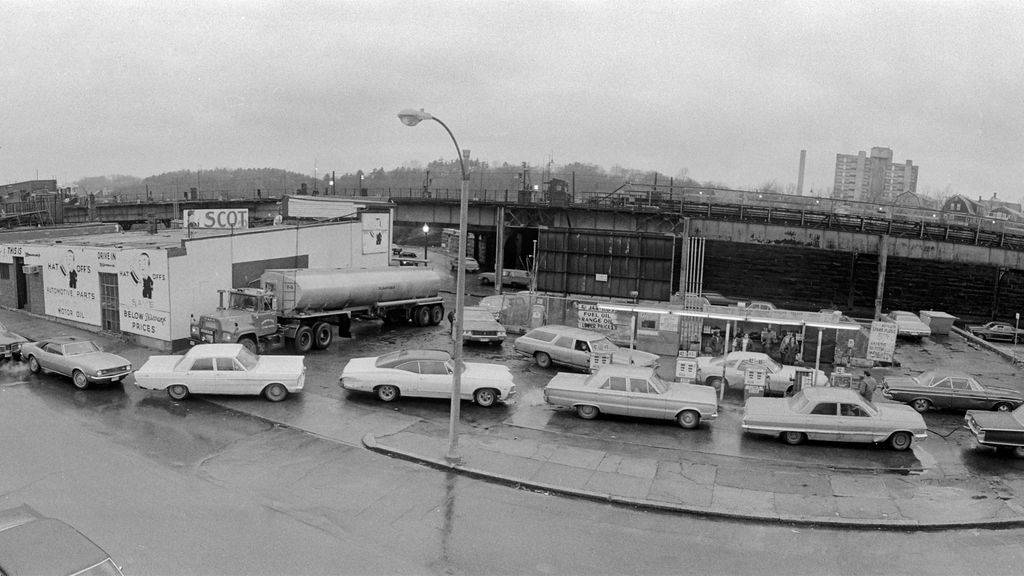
[3,1,1022,200]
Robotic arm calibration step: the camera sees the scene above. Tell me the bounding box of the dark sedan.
[882,370,1023,413]
[967,321,1024,342]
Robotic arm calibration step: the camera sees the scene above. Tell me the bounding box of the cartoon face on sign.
[61,249,78,288]
[131,252,153,299]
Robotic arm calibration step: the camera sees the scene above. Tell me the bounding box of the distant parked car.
[882,370,1023,413]
[740,300,777,311]
[967,321,1024,342]
[0,504,125,576]
[400,250,419,258]
[340,349,515,406]
[0,319,28,361]
[882,310,931,340]
[742,387,927,451]
[514,325,659,371]
[700,291,739,306]
[695,351,828,396]
[22,337,133,390]
[451,256,480,273]
[965,404,1024,457]
[134,343,305,401]
[460,306,506,344]
[478,269,531,288]
[544,365,718,428]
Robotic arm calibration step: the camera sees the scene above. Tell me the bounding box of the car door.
[550,335,581,368]
[597,376,629,415]
[393,361,423,395]
[417,360,452,399]
[837,402,875,443]
[949,378,983,410]
[626,376,667,420]
[186,357,216,393]
[38,342,65,374]
[805,402,840,441]
[215,356,249,394]
[928,378,955,409]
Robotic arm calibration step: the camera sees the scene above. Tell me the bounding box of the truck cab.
[191,288,279,350]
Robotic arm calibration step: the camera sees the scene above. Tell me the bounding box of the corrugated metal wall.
[536,229,676,300]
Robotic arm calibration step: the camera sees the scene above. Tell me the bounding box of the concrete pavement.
[4,306,1024,530]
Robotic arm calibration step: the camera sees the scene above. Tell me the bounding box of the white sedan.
[339,349,515,407]
[695,351,828,396]
[883,310,931,340]
[133,343,305,401]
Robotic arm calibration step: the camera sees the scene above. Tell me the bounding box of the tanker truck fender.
[337,314,352,338]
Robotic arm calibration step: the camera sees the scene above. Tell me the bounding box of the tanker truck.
[189,267,445,354]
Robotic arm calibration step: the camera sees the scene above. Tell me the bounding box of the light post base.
[444,452,463,466]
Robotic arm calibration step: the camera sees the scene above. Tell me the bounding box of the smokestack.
[796,150,807,196]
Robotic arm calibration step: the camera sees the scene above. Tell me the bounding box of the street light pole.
[399,108,468,464]
[422,223,430,260]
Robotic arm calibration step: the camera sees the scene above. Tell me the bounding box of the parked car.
[742,387,927,451]
[400,249,419,258]
[544,365,717,429]
[460,306,506,344]
[134,343,305,401]
[0,319,28,361]
[339,349,515,406]
[0,504,125,576]
[882,310,931,340]
[478,269,531,288]
[21,337,132,390]
[514,325,659,371]
[450,256,480,273]
[882,370,1023,413]
[965,404,1024,457]
[967,321,1024,342]
[700,291,739,307]
[695,351,828,396]
[740,300,777,311]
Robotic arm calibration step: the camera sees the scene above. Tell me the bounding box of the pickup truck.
[135,343,305,402]
[965,405,1024,457]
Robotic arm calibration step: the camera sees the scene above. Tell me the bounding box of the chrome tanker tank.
[260,267,442,314]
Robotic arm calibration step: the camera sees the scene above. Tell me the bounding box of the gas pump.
[792,370,815,396]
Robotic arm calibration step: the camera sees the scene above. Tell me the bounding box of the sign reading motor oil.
[184,209,250,230]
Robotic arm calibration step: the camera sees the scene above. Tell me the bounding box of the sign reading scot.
[184,209,249,230]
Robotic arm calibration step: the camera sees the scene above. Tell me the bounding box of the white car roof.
[185,344,244,357]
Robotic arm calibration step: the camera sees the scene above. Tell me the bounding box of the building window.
[0,263,9,280]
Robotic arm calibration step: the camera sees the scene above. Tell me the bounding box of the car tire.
[534,352,552,369]
[706,376,725,392]
[312,322,333,350]
[167,384,189,401]
[72,370,90,390]
[979,334,988,341]
[239,337,258,354]
[376,385,399,402]
[294,326,314,354]
[911,398,932,413]
[782,431,805,445]
[263,383,288,402]
[576,405,599,420]
[474,388,497,407]
[27,356,41,374]
[994,402,1014,412]
[677,410,700,429]
[889,431,912,451]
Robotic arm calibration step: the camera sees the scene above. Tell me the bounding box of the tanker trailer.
[190,267,445,354]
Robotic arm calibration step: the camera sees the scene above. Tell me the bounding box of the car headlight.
[222,332,232,341]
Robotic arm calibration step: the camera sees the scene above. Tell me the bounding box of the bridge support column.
[874,235,889,320]
[495,206,505,293]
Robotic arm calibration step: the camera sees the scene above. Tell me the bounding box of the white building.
[0,208,392,350]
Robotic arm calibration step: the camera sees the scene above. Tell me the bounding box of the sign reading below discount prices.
[576,302,616,331]
[867,320,899,362]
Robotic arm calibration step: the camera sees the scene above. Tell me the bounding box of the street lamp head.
[398,108,433,127]
[422,223,430,233]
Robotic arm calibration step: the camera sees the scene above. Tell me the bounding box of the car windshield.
[235,348,259,370]
[64,341,100,355]
[589,338,618,353]
[648,374,669,394]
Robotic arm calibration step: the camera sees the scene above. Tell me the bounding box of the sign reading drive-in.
[184,209,250,230]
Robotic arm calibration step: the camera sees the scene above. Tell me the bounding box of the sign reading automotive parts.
[867,321,898,362]
[184,209,249,230]
[576,302,616,331]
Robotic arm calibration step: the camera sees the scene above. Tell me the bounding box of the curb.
[362,433,1024,531]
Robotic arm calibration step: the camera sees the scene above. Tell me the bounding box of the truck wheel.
[312,322,333,350]
[239,337,258,354]
[430,304,445,325]
[294,326,314,353]
[167,384,189,401]
[414,306,431,327]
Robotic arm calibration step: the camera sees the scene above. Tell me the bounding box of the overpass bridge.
[21,187,1024,321]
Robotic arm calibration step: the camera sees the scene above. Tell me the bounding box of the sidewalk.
[4,305,1024,530]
